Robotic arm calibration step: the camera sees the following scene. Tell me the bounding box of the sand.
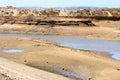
[0,57,71,80]
[0,21,120,41]
[0,20,120,80]
[0,36,120,80]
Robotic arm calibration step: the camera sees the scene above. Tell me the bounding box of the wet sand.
[0,36,120,80]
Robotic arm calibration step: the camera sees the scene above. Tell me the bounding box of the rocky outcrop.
[0,6,120,27]
[0,6,60,16]
[0,16,95,26]
[0,6,120,18]
[0,6,120,17]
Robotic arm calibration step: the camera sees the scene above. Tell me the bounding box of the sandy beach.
[0,36,120,80]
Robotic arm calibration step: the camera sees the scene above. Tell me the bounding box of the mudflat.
[0,36,120,80]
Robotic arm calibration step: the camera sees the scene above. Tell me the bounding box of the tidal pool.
[0,33,120,60]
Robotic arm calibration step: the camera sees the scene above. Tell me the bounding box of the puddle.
[111,52,120,60]
[2,49,24,53]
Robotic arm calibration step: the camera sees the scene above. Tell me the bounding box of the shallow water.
[2,49,24,53]
[0,33,120,60]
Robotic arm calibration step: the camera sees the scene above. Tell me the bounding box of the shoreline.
[0,32,118,60]
[0,6,120,80]
[0,31,120,41]
[0,20,120,41]
[0,36,120,80]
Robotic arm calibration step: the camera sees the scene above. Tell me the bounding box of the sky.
[0,0,120,8]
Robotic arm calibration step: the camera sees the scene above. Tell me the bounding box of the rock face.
[0,6,120,17]
[0,6,60,16]
[0,16,95,26]
[0,6,120,26]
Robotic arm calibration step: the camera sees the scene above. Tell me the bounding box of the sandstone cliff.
[0,6,120,26]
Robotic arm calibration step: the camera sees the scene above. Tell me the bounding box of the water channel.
[0,33,120,60]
